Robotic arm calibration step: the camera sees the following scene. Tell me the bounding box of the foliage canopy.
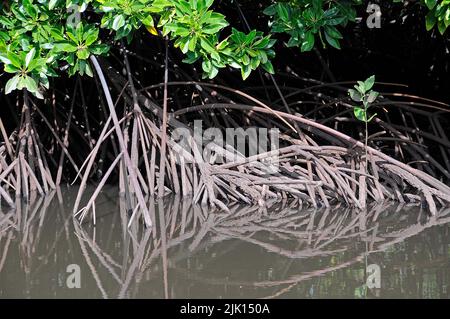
[0,0,448,98]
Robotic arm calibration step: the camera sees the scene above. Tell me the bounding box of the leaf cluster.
[348,75,379,122]
[263,0,361,52]
[0,0,277,98]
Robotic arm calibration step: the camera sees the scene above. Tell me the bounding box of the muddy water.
[0,187,449,299]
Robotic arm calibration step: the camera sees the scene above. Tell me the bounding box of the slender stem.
[365,105,368,169]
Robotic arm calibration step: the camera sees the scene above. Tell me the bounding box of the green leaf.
[85,29,99,46]
[0,55,11,65]
[54,42,78,52]
[364,75,375,91]
[425,0,437,10]
[366,90,379,103]
[324,31,341,49]
[33,89,44,99]
[207,65,219,79]
[348,89,362,102]
[200,38,219,59]
[49,0,59,10]
[241,64,252,80]
[301,31,315,52]
[437,20,447,35]
[180,38,189,54]
[263,4,277,16]
[7,52,22,68]
[25,48,36,69]
[356,81,366,94]
[183,52,200,64]
[203,23,228,34]
[142,14,154,27]
[90,44,110,55]
[78,60,87,75]
[276,4,290,22]
[202,59,212,73]
[40,75,49,89]
[324,26,343,40]
[66,31,79,44]
[188,36,198,51]
[112,15,126,31]
[426,11,437,31]
[353,107,367,122]
[85,62,93,77]
[23,76,38,93]
[262,61,275,74]
[77,48,90,60]
[4,64,21,73]
[22,0,38,19]
[75,23,85,42]
[5,75,20,94]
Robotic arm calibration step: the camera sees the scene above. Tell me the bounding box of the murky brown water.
[0,187,450,299]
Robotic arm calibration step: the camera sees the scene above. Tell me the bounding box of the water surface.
[1,187,449,298]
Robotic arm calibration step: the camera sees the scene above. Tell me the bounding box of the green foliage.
[348,75,379,123]
[263,0,361,52]
[184,27,276,80]
[96,0,155,41]
[423,0,450,34]
[0,0,447,98]
[0,0,110,98]
[263,0,449,53]
[151,0,276,79]
[3,48,46,97]
[0,0,277,98]
[53,22,109,76]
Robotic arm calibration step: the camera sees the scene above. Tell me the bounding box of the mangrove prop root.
[2,61,450,225]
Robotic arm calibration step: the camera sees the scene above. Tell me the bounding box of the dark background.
[218,0,450,103]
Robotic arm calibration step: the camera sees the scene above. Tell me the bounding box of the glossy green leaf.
[301,31,315,52]
[25,48,36,68]
[22,75,38,93]
[5,75,21,94]
[353,107,367,122]
[364,75,375,91]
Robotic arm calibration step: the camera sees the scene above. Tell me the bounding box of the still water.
[0,187,449,299]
